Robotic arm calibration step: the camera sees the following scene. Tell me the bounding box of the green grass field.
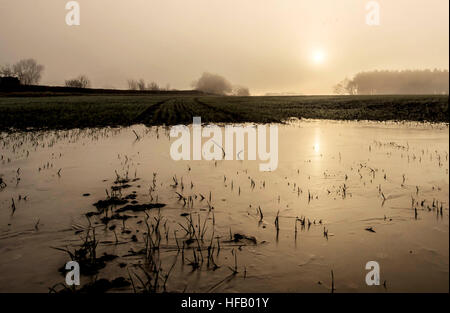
[0,94,447,131]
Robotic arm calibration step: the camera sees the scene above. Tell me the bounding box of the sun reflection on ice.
[313,142,320,152]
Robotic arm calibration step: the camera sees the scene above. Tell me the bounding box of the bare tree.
[0,64,15,77]
[65,75,91,88]
[147,81,160,91]
[12,59,44,85]
[127,79,138,90]
[333,79,348,95]
[137,79,146,91]
[333,78,357,95]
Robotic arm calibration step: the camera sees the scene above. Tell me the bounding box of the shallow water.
[0,120,448,293]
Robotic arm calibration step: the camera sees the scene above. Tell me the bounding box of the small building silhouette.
[0,76,21,90]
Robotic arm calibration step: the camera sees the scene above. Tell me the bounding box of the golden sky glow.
[0,0,448,94]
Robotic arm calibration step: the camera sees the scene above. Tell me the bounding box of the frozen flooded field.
[0,119,448,293]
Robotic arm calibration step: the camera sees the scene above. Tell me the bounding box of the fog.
[0,0,448,95]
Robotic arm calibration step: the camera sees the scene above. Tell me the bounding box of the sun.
[312,50,326,64]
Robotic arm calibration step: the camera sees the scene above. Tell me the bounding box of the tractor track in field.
[133,98,173,124]
[134,97,247,125]
[193,98,246,123]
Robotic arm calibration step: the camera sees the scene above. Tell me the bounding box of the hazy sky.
[0,0,448,94]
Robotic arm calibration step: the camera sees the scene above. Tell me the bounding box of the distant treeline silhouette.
[334,69,449,95]
[65,75,91,88]
[127,79,172,91]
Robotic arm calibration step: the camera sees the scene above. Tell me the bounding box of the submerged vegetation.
[48,166,259,293]
[0,121,448,293]
[0,94,447,131]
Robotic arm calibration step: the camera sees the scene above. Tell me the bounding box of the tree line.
[9,59,445,96]
[0,59,250,95]
[334,69,449,95]
[127,79,171,91]
[127,73,250,95]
